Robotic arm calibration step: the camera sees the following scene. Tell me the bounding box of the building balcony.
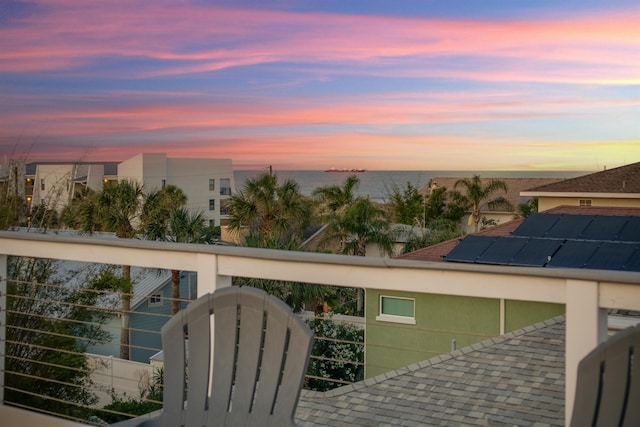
[1,231,639,426]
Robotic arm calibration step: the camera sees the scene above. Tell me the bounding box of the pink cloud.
[1,2,637,84]
[2,87,636,141]
[2,1,638,172]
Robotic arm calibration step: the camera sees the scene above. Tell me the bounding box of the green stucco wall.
[504,300,565,332]
[366,290,499,378]
[365,290,566,379]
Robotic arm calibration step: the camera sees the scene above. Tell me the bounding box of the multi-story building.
[26,162,118,212]
[12,153,234,227]
[118,153,234,226]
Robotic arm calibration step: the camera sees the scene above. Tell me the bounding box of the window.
[188,273,197,300]
[209,179,215,191]
[220,199,231,215]
[209,199,215,211]
[376,295,416,325]
[220,178,231,196]
[161,179,166,189]
[149,293,163,307]
[579,199,592,207]
[40,179,45,191]
[209,219,216,227]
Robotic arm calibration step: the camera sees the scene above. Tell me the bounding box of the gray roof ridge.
[301,314,566,399]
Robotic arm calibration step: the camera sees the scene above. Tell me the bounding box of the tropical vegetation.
[0,161,535,420]
[454,175,512,232]
[306,314,364,392]
[227,172,312,247]
[5,257,120,420]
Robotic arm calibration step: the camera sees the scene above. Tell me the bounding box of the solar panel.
[475,237,529,264]
[581,216,630,241]
[545,215,594,239]
[546,240,600,268]
[585,242,638,270]
[618,217,640,242]
[510,238,564,267]
[512,213,561,237]
[444,235,496,262]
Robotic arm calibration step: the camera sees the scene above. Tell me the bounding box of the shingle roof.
[544,205,640,216]
[296,316,565,426]
[523,162,640,194]
[424,177,566,212]
[397,218,524,262]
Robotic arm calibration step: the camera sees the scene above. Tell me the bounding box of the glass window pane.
[381,296,414,317]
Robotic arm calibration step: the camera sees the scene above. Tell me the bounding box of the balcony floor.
[295,316,565,426]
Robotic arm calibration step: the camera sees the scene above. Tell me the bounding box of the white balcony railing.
[1,230,640,426]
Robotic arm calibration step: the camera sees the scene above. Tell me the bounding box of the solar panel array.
[444,214,640,271]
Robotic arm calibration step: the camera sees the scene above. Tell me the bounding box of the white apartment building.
[118,153,234,226]
[15,154,233,227]
[28,162,117,212]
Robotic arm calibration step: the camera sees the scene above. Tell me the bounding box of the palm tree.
[141,184,187,228]
[454,175,512,232]
[314,175,393,257]
[312,174,360,217]
[69,180,150,360]
[318,196,394,313]
[144,207,217,314]
[325,197,394,257]
[514,197,538,219]
[97,180,145,239]
[228,172,325,311]
[228,172,312,246]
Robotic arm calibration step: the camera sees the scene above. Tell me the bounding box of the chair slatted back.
[167,286,312,427]
[570,323,640,427]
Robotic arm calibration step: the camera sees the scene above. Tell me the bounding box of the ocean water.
[234,170,586,203]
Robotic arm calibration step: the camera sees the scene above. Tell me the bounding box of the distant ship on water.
[325,167,367,172]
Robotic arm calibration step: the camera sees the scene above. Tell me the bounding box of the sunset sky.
[1,0,638,171]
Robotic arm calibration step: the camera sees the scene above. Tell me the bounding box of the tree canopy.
[5,257,118,420]
[228,172,312,246]
[454,175,512,232]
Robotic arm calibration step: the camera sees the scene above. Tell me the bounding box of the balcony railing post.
[0,254,6,404]
[564,279,608,425]
[196,253,231,297]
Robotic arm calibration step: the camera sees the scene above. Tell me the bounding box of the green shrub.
[306,315,364,391]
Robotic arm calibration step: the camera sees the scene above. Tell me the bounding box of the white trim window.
[149,293,163,307]
[376,295,416,325]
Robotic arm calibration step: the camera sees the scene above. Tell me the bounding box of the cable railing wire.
[2,261,374,423]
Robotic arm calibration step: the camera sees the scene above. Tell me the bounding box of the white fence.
[87,354,156,408]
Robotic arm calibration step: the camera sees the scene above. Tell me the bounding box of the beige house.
[521,162,640,212]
